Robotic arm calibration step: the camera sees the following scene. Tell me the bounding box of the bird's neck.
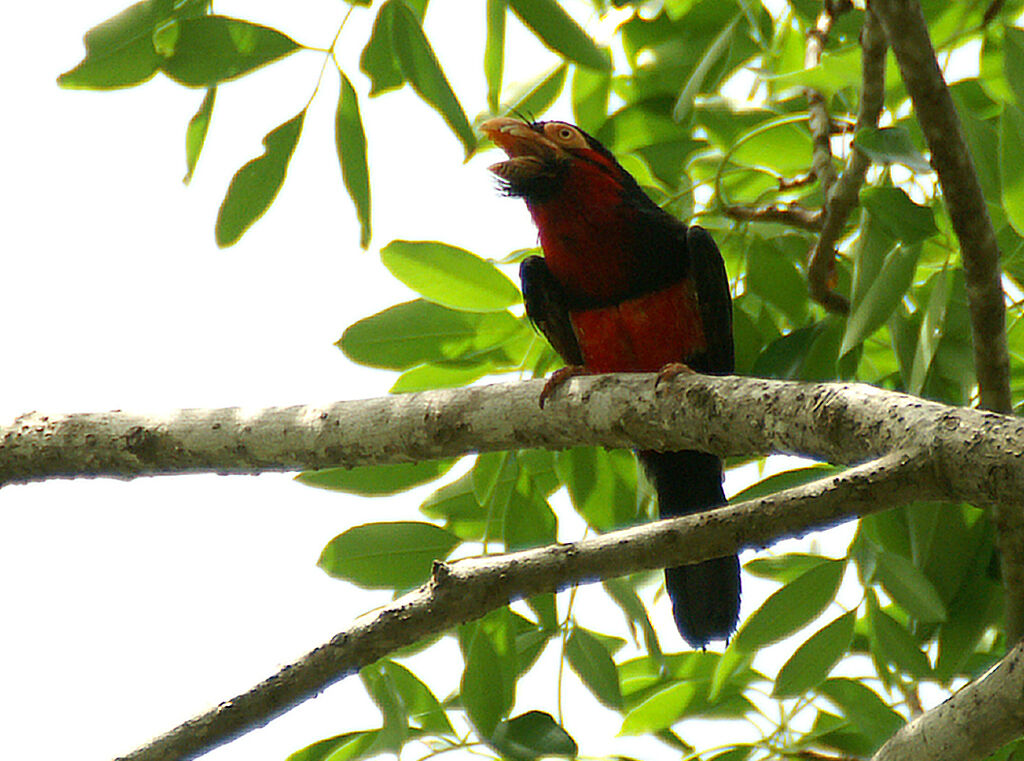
[527,164,638,306]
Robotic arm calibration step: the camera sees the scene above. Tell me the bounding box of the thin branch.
[802,1,851,313]
[118,452,936,761]
[804,1,851,200]
[869,0,1021,642]
[4,374,1024,508]
[723,202,823,230]
[872,639,1024,761]
[807,8,887,314]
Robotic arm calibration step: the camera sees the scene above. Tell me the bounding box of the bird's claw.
[539,365,590,409]
[655,362,695,391]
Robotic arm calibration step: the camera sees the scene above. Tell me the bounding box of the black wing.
[687,225,734,375]
[519,255,584,366]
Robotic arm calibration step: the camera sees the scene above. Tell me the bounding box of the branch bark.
[807,8,887,314]
[4,374,1024,507]
[868,0,1010,413]
[872,640,1024,761]
[869,0,1022,643]
[118,452,936,761]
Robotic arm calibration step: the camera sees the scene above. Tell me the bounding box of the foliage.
[63,0,1024,759]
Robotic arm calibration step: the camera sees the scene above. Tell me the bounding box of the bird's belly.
[569,279,707,372]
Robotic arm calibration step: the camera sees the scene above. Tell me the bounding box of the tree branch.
[868,0,1010,413]
[723,202,823,230]
[4,374,1024,507]
[118,452,936,761]
[869,0,1022,642]
[872,639,1024,761]
[807,8,887,314]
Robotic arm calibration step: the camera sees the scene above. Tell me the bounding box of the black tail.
[640,450,741,648]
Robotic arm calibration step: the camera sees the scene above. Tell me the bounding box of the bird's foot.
[654,362,695,391]
[539,365,591,409]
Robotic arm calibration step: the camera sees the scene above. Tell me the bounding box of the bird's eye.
[558,128,574,140]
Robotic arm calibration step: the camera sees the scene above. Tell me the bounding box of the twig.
[869,0,1019,642]
[117,453,935,761]
[724,202,823,230]
[804,2,852,201]
[807,9,887,314]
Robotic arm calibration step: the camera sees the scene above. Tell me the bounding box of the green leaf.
[672,14,741,123]
[860,187,939,243]
[705,748,754,761]
[768,45,863,97]
[620,680,699,734]
[381,241,520,312]
[286,730,380,761]
[870,605,932,679]
[296,459,455,495]
[338,300,521,370]
[58,0,186,89]
[744,236,810,325]
[420,472,495,541]
[874,551,947,622]
[502,64,568,122]
[603,577,663,660]
[566,627,623,708]
[1000,104,1024,237]
[571,66,610,134]
[1003,26,1024,106]
[730,465,844,505]
[336,72,372,249]
[507,0,610,71]
[360,1,405,95]
[460,609,517,737]
[491,711,577,760]
[183,87,215,184]
[818,677,904,750]
[376,660,455,735]
[391,2,476,157]
[840,242,921,356]
[360,662,408,752]
[908,267,951,394]
[215,110,305,247]
[555,447,641,530]
[936,578,1001,683]
[318,521,459,589]
[503,477,557,551]
[853,127,933,174]
[160,16,300,87]
[484,0,506,112]
[773,610,856,697]
[390,360,496,393]
[732,559,845,651]
[743,552,830,584]
[728,114,814,178]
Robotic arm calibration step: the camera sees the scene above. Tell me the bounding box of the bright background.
[2,3,829,760]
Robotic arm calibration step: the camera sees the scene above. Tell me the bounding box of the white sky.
[3,3,850,760]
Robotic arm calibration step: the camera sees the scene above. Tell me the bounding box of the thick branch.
[872,639,1024,761]
[869,0,1009,413]
[808,9,887,314]
[119,453,935,761]
[4,375,1024,508]
[869,0,1022,642]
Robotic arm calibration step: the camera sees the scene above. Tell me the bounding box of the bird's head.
[480,117,627,204]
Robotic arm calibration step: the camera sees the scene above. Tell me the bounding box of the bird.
[480,116,740,648]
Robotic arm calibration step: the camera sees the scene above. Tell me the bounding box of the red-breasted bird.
[480,117,740,647]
